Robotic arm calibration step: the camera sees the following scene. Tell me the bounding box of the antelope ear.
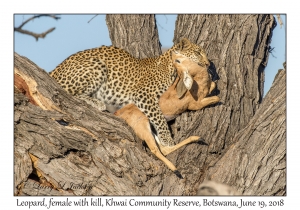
[176,70,193,99]
[171,50,179,60]
[176,78,188,99]
[183,70,193,90]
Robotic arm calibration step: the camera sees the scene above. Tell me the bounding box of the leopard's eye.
[175,59,180,63]
[195,51,202,57]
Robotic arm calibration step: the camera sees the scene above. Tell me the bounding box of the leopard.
[49,38,210,147]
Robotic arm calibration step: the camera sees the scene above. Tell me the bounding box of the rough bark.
[14,53,167,196]
[106,14,162,58]
[206,68,286,196]
[14,14,285,196]
[164,15,277,188]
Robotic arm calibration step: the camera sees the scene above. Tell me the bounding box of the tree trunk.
[165,15,278,189]
[206,68,286,196]
[106,14,162,58]
[14,14,285,196]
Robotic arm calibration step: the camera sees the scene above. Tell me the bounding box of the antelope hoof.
[197,137,208,146]
[174,170,183,179]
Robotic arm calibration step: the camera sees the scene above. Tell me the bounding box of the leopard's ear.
[175,38,192,52]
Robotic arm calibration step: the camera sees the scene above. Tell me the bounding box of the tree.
[14,14,285,196]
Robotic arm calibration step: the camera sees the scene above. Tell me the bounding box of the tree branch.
[14,14,60,41]
[14,27,56,41]
[87,15,98,23]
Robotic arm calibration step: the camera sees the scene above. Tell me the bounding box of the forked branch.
[14,14,60,41]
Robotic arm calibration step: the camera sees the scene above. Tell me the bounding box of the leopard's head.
[173,38,210,67]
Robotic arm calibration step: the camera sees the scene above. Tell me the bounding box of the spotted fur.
[50,38,209,146]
